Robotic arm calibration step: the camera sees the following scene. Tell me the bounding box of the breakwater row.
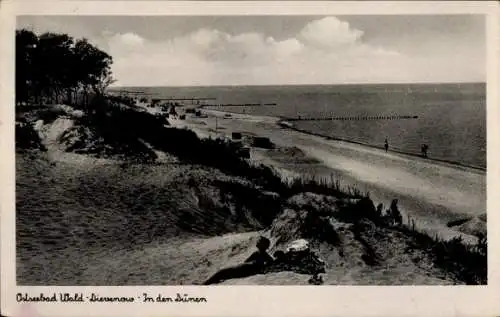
[206,103,277,107]
[286,115,419,122]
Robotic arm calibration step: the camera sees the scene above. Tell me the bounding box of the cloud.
[298,16,364,50]
[106,32,145,55]
[101,16,480,86]
[112,32,145,47]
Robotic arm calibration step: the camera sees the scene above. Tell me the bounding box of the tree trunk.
[66,89,72,105]
[73,89,78,106]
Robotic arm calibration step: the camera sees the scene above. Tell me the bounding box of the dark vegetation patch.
[15,119,46,152]
[54,96,167,162]
[446,218,471,228]
[212,180,283,227]
[337,199,487,284]
[342,200,487,284]
[399,219,487,285]
[17,104,69,124]
[271,190,486,284]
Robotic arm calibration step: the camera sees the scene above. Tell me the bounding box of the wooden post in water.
[215,116,218,135]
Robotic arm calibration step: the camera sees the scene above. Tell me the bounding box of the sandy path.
[174,109,486,241]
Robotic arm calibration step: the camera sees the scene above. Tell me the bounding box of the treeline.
[16,29,114,106]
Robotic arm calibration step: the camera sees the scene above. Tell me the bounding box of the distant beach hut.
[232,132,242,140]
[252,137,274,149]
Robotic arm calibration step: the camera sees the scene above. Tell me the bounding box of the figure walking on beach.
[384,138,389,152]
[421,144,429,158]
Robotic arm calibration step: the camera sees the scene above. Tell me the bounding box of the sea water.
[112,83,486,169]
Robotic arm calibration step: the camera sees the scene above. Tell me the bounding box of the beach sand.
[170,108,486,242]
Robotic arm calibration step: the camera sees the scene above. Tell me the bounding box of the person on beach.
[384,138,389,152]
[421,144,429,158]
[203,236,274,285]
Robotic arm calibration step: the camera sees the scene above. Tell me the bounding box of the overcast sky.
[17,15,485,86]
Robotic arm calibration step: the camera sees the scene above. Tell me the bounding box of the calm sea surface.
[111,83,486,169]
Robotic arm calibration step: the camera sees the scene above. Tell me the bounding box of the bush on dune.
[65,97,164,161]
[399,218,487,285]
[15,120,46,152]
[337,198,486,285]
[87,98,286,186]
[212,179,283,227]
[17,105,69,125]
[277,189,486,284]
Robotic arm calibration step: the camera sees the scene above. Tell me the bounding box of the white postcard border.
[1,1,499,317]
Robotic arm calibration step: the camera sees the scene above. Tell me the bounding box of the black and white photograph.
[2,1,499,316]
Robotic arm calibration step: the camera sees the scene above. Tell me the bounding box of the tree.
[15,29,115,107]
[15,29,38,104]
[36,32,75,103]
[74,38,115,97]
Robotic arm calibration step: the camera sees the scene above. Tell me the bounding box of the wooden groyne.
[159,97,217,101]
[206,103,277,107]
[286,115,419,121]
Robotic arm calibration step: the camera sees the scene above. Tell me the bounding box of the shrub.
[335,196,381,224]
[35,106,68,124]
[400,217,487,285]
[15,120,46,151]
[213,179,283,227]
[386,199,403,225]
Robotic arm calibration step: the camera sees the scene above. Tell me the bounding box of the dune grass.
[283,175,365,199]
[399,217,487,285]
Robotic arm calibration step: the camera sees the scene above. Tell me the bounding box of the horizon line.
[109,81,486,89]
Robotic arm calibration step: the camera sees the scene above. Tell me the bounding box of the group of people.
[384,137,429,158]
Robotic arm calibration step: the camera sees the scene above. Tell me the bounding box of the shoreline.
[199,106,485,173]
[277,120,487,172]
[277,120,486,173]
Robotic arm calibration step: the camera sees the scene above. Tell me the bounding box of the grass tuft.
[399,216,487,285]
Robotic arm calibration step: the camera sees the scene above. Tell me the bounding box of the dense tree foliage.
[16,29,114,106]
